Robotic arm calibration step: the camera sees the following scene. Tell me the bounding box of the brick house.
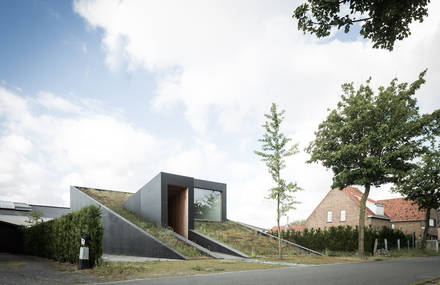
[378,198,439,240]
[306,187,439,240]
[270,224,306,232]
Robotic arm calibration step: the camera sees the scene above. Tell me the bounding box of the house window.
[392,224,395,229]
[429,219,434,227]
[340,210,346,222]
[327,211,332,222]
[194,188,221,221]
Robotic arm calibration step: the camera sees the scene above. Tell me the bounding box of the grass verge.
[84,259,283,281]
[389,249,440,258]
[78,187,205,258]
[195,220,307,257]
[256,255,364,264]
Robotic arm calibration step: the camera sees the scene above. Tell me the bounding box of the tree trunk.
[358,184,371,258]
[421,209,430,249]
[277,195,282,260]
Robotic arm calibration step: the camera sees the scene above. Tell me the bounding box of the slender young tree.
[255,103,301,259]
[306,71,432,257]
[394,140,440,249]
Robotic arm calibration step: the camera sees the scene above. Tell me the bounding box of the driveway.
[0,253,104,285]
[97,256,440,285]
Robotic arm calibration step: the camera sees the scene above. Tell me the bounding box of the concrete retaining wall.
[70,186,186,259]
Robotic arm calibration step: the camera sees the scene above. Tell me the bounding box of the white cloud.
[2,0,434,228]
[36,92,82,113]
[72,0,440,227]
[0,88,166,206]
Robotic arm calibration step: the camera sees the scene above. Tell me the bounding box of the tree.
[306,71,431,257]
[394,140,440,249]
[293,0,430,50]
[255,103,301,259]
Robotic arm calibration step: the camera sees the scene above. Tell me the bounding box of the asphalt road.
[97,256,440,285]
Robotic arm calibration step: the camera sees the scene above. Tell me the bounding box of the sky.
[0,0,439,228]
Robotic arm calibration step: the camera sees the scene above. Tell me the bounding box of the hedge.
[272,225,411,254]
[22,205,103,266]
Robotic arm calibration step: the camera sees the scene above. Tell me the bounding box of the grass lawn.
[78,187,205,258]
[47,248,440,282]
[389,248,440,258]
[54,259,284,281]
[194,220,308,257]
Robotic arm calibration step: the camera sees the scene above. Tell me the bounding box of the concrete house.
[306,187,439,240]
[123,172,226,239]
[70,172,236,259]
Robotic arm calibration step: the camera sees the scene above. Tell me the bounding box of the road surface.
[97,256,440,285]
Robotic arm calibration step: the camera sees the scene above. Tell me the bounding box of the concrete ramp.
[70,186,187,260]
[189,230,249,258]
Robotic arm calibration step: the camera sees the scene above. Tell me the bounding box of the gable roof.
[343,187,377,216]
[377,198,426,221]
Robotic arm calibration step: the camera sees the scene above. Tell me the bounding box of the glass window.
[340,210,346,222]
[194,188,221,221]
[327,211,332,222]
[429,219,434,227]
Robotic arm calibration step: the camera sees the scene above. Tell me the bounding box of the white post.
[373,238,378,255]
[384,238,388,251]
[397,239,400,250]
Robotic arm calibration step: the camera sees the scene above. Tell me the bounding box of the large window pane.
[194,188,221,221]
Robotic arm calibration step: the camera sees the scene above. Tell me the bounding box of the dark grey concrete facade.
[70,186,187,259]
[124,172,227,231]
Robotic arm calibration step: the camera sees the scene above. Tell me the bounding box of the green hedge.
[273,225,410,254]
[22,205,103,266]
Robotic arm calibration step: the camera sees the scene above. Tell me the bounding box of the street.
[97,256,440,285]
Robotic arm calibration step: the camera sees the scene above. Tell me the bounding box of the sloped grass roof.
[195,220,307,257]
[77,187,206,258]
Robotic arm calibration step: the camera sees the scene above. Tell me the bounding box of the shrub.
[22,205,103,266]
[276,225,409,254]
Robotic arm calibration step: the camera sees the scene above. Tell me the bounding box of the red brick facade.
[306,187,439,240]
[306,188,389,230]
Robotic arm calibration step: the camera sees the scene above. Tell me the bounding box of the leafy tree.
[394,140,440,249]
[306,71,432,257]
[255,103,302,259]
[293,0,430,50]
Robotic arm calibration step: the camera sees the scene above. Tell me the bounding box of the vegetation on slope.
[195,220,306,257]
[78,187,205,258]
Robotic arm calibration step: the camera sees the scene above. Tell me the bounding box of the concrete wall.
[124,173,162,226]
[71,186,186,259]
[124,173,227,232]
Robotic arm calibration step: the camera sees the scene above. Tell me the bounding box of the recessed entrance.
[167,185,188,238]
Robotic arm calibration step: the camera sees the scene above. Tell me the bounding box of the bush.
[22,205,103,267]
[276,225,409,254]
